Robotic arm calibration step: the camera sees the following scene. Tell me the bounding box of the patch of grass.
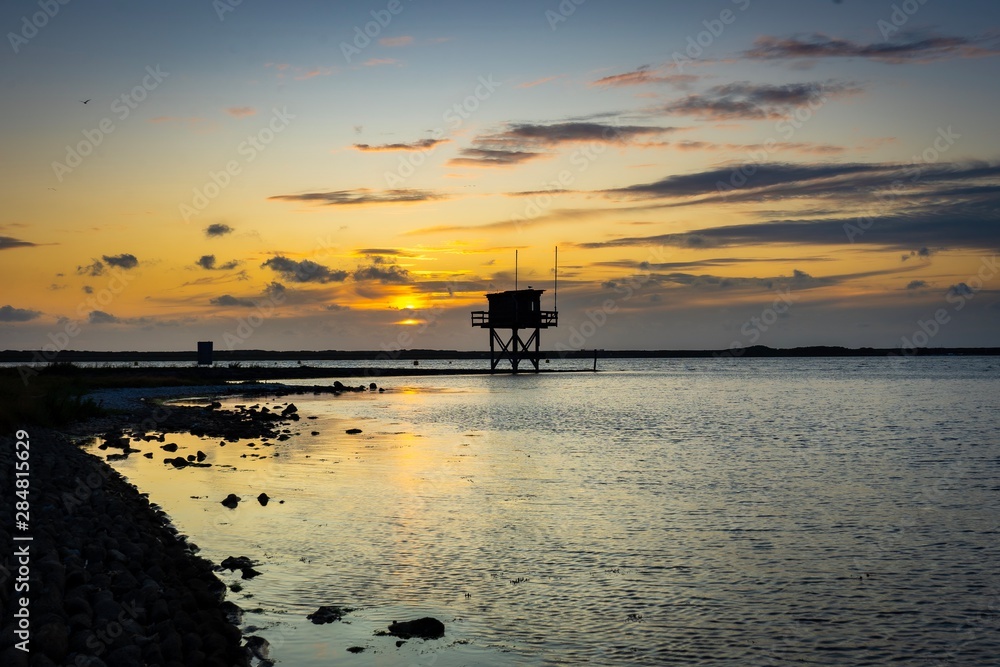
[0,368,107,430]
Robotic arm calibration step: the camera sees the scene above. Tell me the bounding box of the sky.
[1,0,999,352]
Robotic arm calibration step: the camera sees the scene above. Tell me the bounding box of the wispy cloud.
[210,294,256,307]
[353,256,411,284]
[268,188,445,206]
[225,106,257,118]
[591,65,698,88]
[0,236,39,250]
[448,147,550,168]
[663,81,862,121]
[518,75,561,89]
[379,35,413,47]
[352,138,448,152]
[744,33,1000,64]
[449,121,674,167]
[363,58,402,67]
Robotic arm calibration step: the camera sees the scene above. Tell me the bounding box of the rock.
[306,605,354,624]
[257,493,270,506]
[245,636,269,661]
[311,431,320,436]
[143,452,153,458]
[241,567,261,579]
[196,450,207,461]
[387,617,445,640]
[161,443,179,452]
[347,646,366,653]
[220,494,240,509]
[395,640,406,647]
[346,428,362,435]
[281,403,298,415]
[219,556,254,571]
[166,457,188,468]
[369,382,378,390]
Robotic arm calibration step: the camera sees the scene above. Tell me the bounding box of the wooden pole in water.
[593,349,598,372]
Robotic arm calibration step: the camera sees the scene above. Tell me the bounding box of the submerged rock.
[307,605,354,624]
[387,617,445,640]
[345,428,362,435]
[219,556,254,571]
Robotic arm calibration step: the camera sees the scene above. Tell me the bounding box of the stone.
[220,494,240,509]
[346,428,362,435]
[257,493,270,506]
[387,617,445,640]
[306,605,354,624]
[161,443,179,452]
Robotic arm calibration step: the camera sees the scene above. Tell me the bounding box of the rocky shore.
[1,380,380,666]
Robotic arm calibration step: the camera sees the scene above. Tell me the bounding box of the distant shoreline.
[3,344,999,364]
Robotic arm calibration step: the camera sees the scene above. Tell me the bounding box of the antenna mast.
[515,249,518,291]
[554,246,558,311]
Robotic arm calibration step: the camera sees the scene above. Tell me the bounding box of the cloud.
[743,33,1000,64]
[88,310,120,324]
[77,260,104,277]
[449,120,674,168]
[379,35,413,47]
[0,305,41,322]
[448,147,548,167]
[353,256,411,284]
[352,138,449,152]
[205,223,234,237]
[493,122,674,145]
[906,280,929,290]
[210,294,256,307]
[354,248,416,257]
[363,58,402,67]
[225,106,257,118]
[663,81,862,120]
[261,256,349,283]
[196,255,241,270]
[268,189,444,206]
[948,283,974,298]
[518,75,561,88]
[0,236,39,250]
[591,65,698,88]
[102,253,138,269]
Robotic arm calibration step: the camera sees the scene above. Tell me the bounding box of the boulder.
[387,617,445,640]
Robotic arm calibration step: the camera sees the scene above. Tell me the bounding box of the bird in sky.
[80,99,90,104]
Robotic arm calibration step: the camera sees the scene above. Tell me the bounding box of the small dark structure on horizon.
[471,288,557,373]
[197,341,213,366]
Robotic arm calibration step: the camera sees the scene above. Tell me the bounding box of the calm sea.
[87,357,1000,665]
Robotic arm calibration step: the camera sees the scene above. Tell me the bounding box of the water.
[87,357,1000,665]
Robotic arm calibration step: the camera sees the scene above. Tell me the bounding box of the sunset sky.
[2,0,999,352]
